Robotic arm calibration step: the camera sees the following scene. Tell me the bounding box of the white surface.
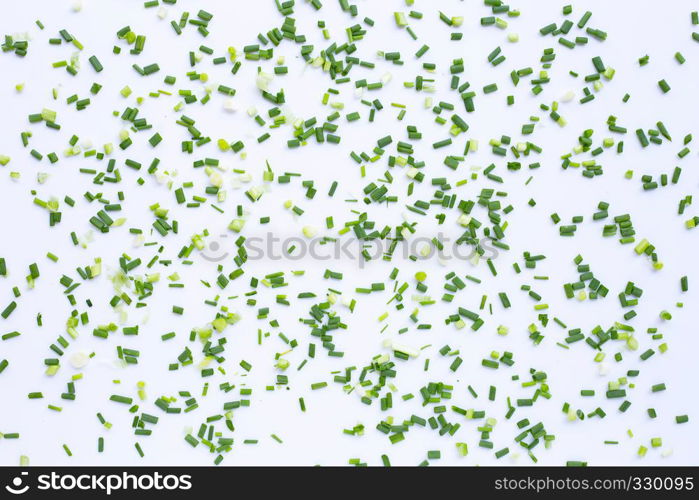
[0,0,697,466]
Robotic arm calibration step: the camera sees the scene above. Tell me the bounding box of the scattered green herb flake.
[0,0,694,468]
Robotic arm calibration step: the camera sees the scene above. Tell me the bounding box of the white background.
[0,0,697,466]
